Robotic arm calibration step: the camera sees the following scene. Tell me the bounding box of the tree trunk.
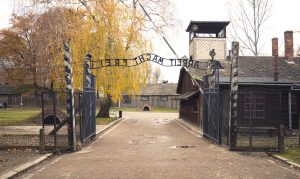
[97,95,112,118]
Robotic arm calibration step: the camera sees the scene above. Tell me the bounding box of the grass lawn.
[111,107,178,113]
[96,117,118,125]
[0,108,41,125]
[277,147,300,164]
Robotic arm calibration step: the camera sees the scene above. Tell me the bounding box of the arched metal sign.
[91,53,207,70]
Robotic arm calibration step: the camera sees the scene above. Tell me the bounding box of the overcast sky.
[1,0,300,83]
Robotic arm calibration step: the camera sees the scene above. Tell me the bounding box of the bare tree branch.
[228,0,272,56]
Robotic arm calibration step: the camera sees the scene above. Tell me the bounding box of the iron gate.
[203,88,220,143]
[81,55,96,143]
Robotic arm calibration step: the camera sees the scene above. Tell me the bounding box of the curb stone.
[267,152,300,170]
[0,171,17,179]
[0,153,53,179]
[96,118,124,136]
[174,118,203,136]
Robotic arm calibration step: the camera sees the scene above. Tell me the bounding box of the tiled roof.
[174,89,199,100]
[189,56,300,84]
[186,21,230,33]
[140,83,178,96]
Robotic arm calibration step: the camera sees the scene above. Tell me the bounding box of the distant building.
[0,85,21,107]
[120,83,179,111]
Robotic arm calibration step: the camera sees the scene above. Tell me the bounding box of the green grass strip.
[0,108,41,126]
[96,117,118,125]
[278,147,300,164]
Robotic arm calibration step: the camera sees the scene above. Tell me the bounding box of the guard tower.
[186,21,230,61]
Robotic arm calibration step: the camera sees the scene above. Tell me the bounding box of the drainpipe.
[288,87,292,130]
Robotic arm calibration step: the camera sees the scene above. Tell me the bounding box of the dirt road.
[18,112,299,179]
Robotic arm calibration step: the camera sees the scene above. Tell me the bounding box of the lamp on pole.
[208,49,223,90]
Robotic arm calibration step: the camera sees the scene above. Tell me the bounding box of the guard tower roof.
[186,21,230,34]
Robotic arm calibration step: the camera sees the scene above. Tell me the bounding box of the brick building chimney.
[272,38,278,81]
[284,31,294,60]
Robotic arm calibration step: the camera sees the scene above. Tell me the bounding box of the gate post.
[81,53,96,142]
[229,41,239,149]
[83,53,92,88]
[64,42,76,151]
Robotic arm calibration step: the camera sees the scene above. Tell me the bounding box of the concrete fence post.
[298,112,300,147]
[64,42,76,151]
[39,128,45,153]
[229,41,239,149]
[278,124,285,153]
[119,110,122,118]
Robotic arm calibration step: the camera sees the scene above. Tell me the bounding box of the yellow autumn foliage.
[66,0,152,102]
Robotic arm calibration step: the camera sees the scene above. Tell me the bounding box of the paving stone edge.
[174,118,203,136]
[96,117,124,136]
[0,153,53,179]
[266,152,300,170]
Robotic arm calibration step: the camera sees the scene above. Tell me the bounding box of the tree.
[228,0,272,56]
[0,29,29,86]
[152,66,161,84]
[85,0,152,117]
[34,8,86,90]
[0,8,85,93]
[0,13,41,91]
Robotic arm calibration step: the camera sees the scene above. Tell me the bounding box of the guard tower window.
[218,29,225,38]
[194,33,217,38]
[186,21,230,42]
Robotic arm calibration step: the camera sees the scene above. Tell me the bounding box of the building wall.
[179,95,201,127]
[177,69,203,127]
[0,95,21,106]
[190,38,227,61]
[120,95,179,110]
[219,85,300,129]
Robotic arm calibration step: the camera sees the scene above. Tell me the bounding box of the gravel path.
[17,112,300,179]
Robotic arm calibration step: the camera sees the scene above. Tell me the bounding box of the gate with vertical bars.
[81,54,96,142]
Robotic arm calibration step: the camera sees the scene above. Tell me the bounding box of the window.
[141,95,149,101]
[245,94,265,119]
[122,95,131,104]
[160,96,168,101]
